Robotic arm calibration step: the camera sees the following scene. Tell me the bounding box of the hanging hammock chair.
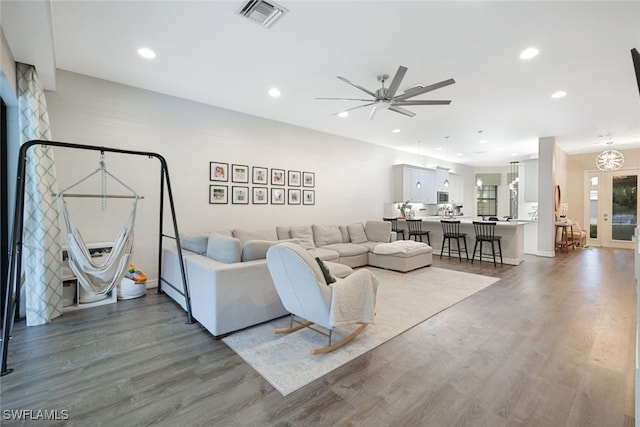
[56,157,140,297]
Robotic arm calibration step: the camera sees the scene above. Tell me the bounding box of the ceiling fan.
[316,65,455,120]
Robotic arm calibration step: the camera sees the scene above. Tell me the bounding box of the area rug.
[222,266,499,396]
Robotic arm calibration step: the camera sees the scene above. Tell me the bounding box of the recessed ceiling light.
[512,153,519,156]
[392,129,401,133]
[520,47,539,60]
[435,147,443,151]
[137,47,156,59]
[456,153,463,156]
[551,91,567,99]
[479,139,488,144]
[496,147,505,151]
[338,111,348,118]
[268,88,281,97]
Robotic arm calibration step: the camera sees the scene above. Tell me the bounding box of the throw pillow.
[347,223,368,244]
[242,239,276,262]
[206,233,242,263]
[315,257,336,285]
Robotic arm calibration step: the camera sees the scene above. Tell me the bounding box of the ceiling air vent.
[237,0,288,28]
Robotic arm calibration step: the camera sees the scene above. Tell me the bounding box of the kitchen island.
[397,217,527,265]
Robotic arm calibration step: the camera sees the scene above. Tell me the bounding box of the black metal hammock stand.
[1,140,193,376]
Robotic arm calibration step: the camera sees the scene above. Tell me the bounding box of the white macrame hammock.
[57,160,139,297]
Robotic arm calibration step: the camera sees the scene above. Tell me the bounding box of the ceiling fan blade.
[393,100,452,106]
[388,105,416,117]
[385,66,408,99]
[393,78,456,101]
[369,106,378,120]
[315,97,374,101]
[337,76,377,97]
[331,102,376,115]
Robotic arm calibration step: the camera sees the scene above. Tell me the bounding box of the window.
[477,185,497,216]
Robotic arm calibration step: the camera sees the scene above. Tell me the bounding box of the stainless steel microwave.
[437,191,449,203]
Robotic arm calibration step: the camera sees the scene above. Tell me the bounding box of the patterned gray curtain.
[17,63,63,326]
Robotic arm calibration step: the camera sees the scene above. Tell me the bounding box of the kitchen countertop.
[400,216,529,226]
[394,216,526,265]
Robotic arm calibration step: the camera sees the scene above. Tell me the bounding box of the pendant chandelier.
[596,141,624,171]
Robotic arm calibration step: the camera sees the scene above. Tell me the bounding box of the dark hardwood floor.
[1,247,636,426]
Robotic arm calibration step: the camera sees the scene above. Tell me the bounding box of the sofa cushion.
[206,233,242,263]
[312,224,343,247]
[321,243,369,257]
[276,226,291,240]
[359,241,381,252]
[347,223,368,244]
[289,226,315,250]
[232,228,277,245]
[309,247,340,261]
[178,233,208,255]
[215,230,233,237]
[365,220,392,243]
[339,225,350,243]
[242,239,276,262]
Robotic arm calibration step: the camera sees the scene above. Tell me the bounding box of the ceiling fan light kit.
[317,65,455,119]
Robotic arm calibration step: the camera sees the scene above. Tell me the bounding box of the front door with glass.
[585,170,638,249]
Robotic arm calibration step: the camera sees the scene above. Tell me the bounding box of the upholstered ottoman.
[368,240,433,272]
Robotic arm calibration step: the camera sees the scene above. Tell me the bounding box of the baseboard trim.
[536,250,555,258]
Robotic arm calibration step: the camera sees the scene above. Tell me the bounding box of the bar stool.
[405,219,431,245]
[471,221,503,267]
[383,217,404,240]
[440,219,468,262]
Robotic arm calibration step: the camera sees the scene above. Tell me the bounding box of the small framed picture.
[252,166,268,185]
[231,164,249,183]
[288,170,301,187]
[252,187,268,204]
[232,186,249,204]
[271,188,285,205]
[209,185,228,204]
[303,190,315,205]
[303,171,315,187]
[210,162,228,182]
[288,189,301,205]
[271,168,285,186]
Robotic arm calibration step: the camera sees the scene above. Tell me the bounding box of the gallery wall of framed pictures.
[209,161,315,205]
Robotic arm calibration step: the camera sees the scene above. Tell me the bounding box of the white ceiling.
[3,1,640,167]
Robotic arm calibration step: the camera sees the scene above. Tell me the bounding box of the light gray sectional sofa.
[161,221,431,338]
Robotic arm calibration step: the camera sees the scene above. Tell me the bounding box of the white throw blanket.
[329,269,379,326]
[372,240,428,255]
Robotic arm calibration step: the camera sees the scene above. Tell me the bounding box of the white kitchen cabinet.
[435,167,450,192]
[448,173,463,203]
[393,164,436,202]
